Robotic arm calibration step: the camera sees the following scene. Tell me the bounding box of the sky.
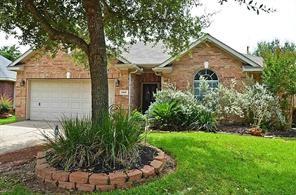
[0,0,295,54]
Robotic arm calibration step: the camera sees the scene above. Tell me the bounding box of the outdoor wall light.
[66,71,71,79]
[20,79,25,87]
[115,79,120,87]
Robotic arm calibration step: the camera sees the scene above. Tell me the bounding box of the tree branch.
[101,0,174,23]
[24,0,89,53]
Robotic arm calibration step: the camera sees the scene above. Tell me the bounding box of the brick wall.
[130,74,141,111]
[0,81,14,99]
[162,42,248,90]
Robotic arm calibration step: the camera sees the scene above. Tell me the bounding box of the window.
[194,69,219,99]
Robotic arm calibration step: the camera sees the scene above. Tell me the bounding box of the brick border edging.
[35,148,167,192]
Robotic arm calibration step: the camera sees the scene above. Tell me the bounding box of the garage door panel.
[29,79,114,121]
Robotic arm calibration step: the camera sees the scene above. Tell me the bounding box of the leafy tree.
[255,40,296,127]
[0,0,271,122]
[0,45,21,61]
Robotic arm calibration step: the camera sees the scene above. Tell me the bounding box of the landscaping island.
[35,147,167,192]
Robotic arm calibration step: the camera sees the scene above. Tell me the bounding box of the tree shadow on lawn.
[137,133,296,195]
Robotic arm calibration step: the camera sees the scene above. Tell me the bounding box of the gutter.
[152,67,173,74]
[8,65,24,71]
[242,66,263,72]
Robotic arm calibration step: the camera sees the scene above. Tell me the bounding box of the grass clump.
[43,110,146,172]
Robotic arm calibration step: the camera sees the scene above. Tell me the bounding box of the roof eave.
[0,78,16,82]
[152,67,173,74]
[242,66,263,72]
[114,63,143,73]
[8,65,24,71]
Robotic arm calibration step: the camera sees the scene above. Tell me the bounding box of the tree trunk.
[83,0,109,123]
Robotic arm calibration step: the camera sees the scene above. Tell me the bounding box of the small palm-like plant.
[0,96,12,114]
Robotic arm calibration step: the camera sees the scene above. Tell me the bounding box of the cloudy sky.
[0,0,295,54]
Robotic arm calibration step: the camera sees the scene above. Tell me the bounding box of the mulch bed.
[0,145,176,193]
[49,145,158,173]
[217,124,296,138]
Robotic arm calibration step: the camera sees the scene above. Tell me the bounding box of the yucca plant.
[43,110,146,172]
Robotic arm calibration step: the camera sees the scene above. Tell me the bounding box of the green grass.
[1,132,296,194]
[0,116,16,125]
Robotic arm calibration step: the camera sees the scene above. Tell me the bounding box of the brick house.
[0,55,16,102]
[9,34,264,121]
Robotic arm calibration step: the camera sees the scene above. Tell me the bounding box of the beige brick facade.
[13,42,261,120]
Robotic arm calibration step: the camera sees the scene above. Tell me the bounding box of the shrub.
[43,110,146,171]
[147,100,183,131]
[242,83,286,129]
[0,96,12,114]
[203,79,286,130]
[147,86,216,131]
[203,80,244,121]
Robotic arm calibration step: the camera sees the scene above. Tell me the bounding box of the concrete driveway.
[0,121,60,155]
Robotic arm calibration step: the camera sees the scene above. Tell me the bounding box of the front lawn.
[0,116,16,125]
[1,132,296,194]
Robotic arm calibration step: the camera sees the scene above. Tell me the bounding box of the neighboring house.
[0,55,16,101]
[8,34,263,121]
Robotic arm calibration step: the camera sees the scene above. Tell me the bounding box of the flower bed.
[35,148,167,192]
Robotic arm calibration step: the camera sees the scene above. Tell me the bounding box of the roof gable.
[157,34,263,68]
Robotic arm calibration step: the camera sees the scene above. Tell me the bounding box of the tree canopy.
[0,45,21,61]
[255,40,296,127]
[255,40,296,96]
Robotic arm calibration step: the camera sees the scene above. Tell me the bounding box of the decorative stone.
[109,171,127,185]
[89,173,109,185]
[154,152,166,162]
[116,182,133,189]
[76,183,95,192]
[96,184,115,192]
[52,170,70,182]
[127,169,143,181]
[40,167,56,180]
[36,158,47,166]
[150,160,164,173]
[141,165,155,178]
[36,151,46,159]
[58,181,76,190]
[44,178,57,187]
[69,172,89,184]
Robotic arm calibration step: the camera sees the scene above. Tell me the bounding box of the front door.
[142,83,158,112]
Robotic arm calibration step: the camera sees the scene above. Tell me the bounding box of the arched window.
[194,69,219,98]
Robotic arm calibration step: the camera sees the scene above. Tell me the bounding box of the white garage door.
[29,79,115,121]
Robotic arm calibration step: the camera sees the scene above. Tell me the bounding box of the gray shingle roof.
[0,55,16,81]
[243,54,264,67]
[120,42,170,65]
